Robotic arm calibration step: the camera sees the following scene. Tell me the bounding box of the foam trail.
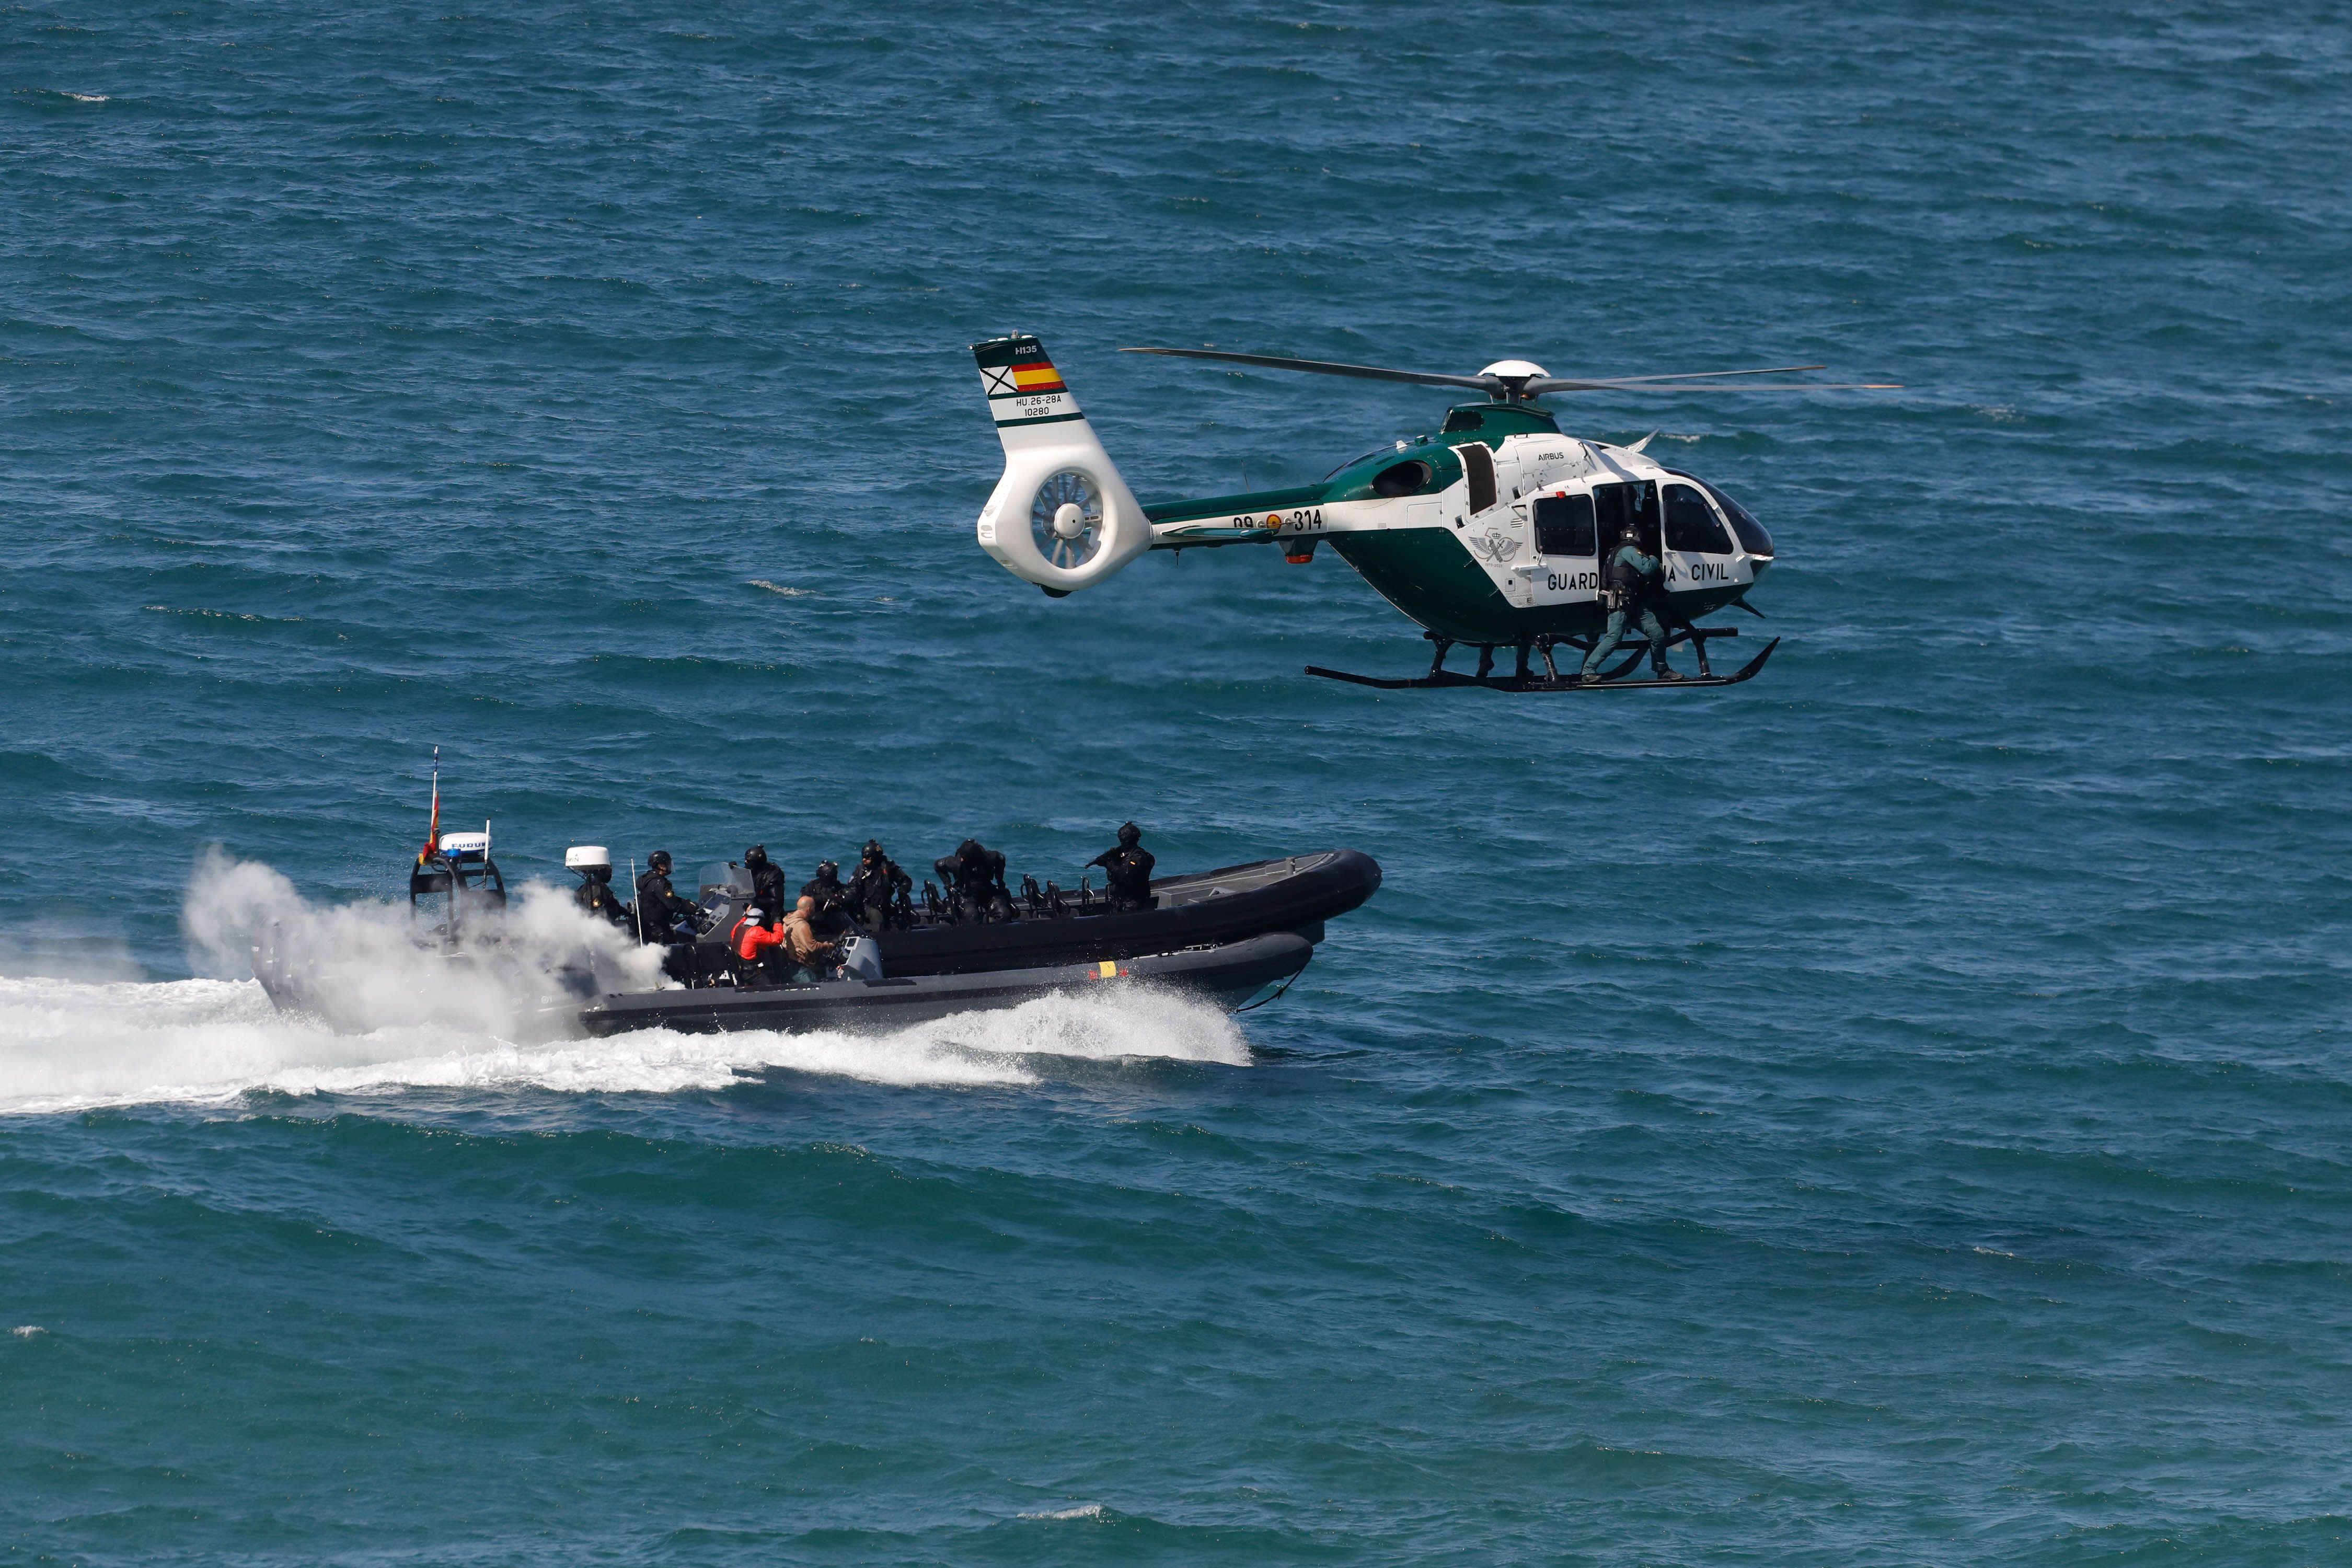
[0,977,1248,1113]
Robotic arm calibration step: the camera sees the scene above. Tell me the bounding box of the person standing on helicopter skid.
[1582,522,1682,683]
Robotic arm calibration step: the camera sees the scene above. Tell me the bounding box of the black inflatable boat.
[579,930,1314,1037]
[250,837,1378,1038]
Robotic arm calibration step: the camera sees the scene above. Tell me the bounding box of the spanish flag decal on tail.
[974,335,1083,428]
[969,333,1150,593]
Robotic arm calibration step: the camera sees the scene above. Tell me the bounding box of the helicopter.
[969,335,1897,691]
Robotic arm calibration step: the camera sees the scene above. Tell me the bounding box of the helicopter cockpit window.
[1533,493,1595,556]
[1440,408,1485,433]
[1696,478,1773,558]
[1663,484,1733,554]
[1371,459,1434,498]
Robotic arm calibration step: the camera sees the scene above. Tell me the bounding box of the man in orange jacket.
[730,906,787,984]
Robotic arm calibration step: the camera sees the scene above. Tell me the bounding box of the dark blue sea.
[5,2,2350,1562]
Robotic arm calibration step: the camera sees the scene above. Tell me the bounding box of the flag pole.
[419,746,442,864]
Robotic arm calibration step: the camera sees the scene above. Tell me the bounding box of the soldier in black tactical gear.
[1582,519,1680,682]
[800,859,852,936]
[634,851,701,945]
[1089,821,1157,912]
[742,844,788,922]
[935,837,1012,922]
[847,839,913,931]
[570,857,633,930]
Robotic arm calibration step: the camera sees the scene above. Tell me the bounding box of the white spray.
[0,854,1252,1114]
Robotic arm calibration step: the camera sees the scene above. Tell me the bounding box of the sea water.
[3,2,2349,1561]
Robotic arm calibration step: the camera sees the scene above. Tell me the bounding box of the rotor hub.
[1479,359,1550,400]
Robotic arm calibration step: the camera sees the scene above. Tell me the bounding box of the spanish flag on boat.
[417,749,440,866]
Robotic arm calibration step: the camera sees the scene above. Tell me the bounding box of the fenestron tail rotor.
[1124,346,1900,400]
[1030,469,1105,570]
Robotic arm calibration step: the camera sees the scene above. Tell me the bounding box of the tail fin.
[971,336,1150,594]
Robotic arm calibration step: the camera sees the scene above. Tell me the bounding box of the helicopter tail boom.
[972,336,1152,594]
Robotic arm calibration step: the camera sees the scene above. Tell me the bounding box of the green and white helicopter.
[970,335,1895,691]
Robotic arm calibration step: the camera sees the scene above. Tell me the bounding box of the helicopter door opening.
[1593,481,1658,556]
[1532,492,1599,604]
[1455,442,1497,515]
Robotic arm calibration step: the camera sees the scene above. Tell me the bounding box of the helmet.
[649,850,672,872]
[744,845,768,868]
[1116,821,1141,847]
[744,906,765,920]
[957,838,984,860]
[862,839,885,860]
[817,860,839,879]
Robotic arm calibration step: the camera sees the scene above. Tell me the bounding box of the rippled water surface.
[4,2,2349,1562]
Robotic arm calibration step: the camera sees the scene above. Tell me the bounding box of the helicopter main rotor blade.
[1563,365,1827,384]
[1122,347,1498,393]
[1528,378,1903,393]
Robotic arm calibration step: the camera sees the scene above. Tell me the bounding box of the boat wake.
[0,855,1251,1115]
[0,974,1249,1113]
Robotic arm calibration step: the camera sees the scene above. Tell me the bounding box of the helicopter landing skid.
[1306,627,1778,693]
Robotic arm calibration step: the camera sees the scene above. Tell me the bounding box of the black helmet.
[817,860,839,879]
[861,839,885,861]
[956,838,985,860]
[1116,821,1141,847]
[744,845,768,868]
[648,850,672,872]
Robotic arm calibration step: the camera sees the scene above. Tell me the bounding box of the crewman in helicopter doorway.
[1581,522,1682,683]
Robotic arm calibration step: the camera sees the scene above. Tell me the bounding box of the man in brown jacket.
[780,895,840,983]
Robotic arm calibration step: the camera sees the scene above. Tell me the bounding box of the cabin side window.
[1533,493,1595,556]
[1663,483,1733,554]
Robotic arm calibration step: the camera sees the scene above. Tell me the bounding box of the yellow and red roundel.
[1010,362,1067,394]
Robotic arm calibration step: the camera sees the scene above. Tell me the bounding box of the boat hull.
[574,931,1313,1037]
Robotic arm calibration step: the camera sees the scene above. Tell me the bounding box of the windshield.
[1686,476,1774,557]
